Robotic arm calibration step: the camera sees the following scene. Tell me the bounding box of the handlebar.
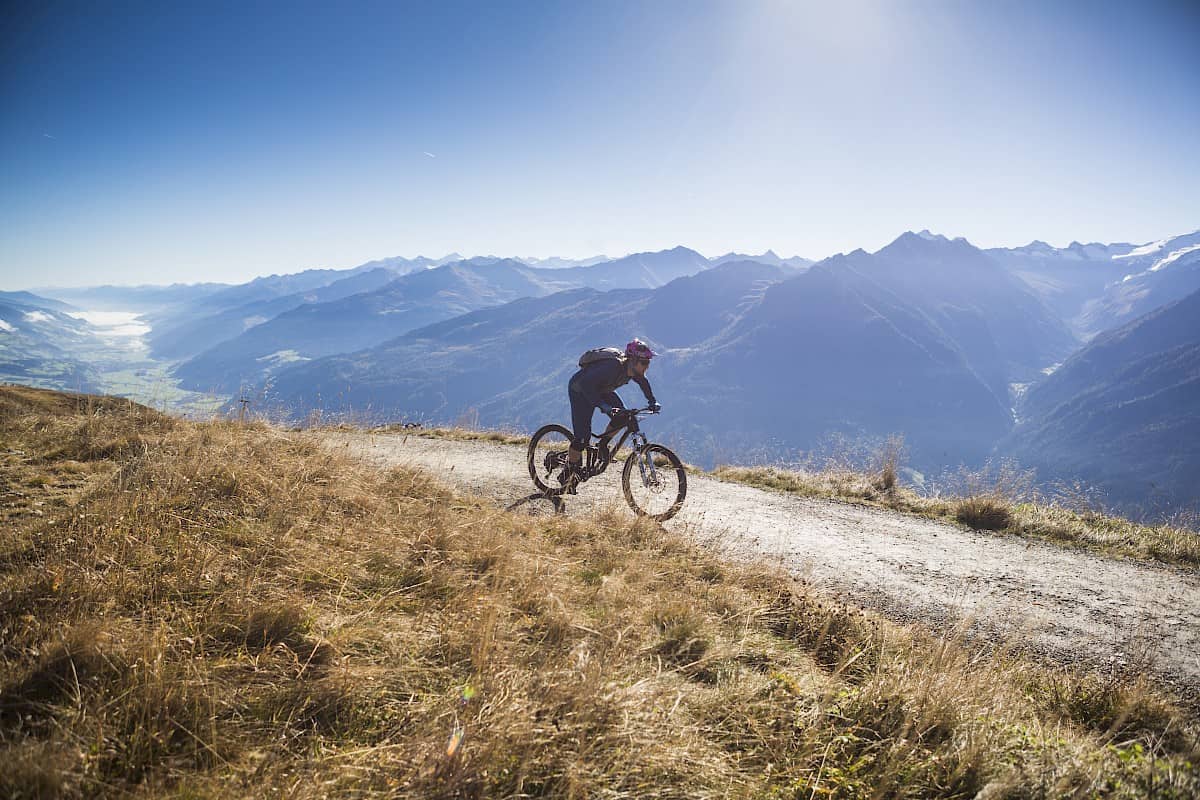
[612,407,660,419]
[593,407,659,439]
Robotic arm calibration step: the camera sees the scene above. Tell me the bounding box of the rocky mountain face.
[1005,287,1200,513]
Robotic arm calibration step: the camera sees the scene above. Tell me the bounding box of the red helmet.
[625,338,656,360]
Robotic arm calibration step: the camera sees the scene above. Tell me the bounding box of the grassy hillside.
[1,385,1197,798]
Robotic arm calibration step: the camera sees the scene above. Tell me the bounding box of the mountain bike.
[527,408,687,521]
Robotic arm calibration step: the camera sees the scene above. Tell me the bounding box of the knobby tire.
[622,444,687,521]
[528,423,573,495]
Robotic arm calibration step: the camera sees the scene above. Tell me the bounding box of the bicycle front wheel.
[622,444,687,521]
[528,424,573,494]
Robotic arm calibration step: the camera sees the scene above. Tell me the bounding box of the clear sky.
[2,0,1198,288]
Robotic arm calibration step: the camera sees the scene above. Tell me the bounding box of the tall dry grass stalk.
[1,385,1197,798]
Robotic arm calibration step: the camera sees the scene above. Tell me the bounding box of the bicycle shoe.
[558,463,585,495]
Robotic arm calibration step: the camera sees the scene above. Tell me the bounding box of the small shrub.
[955,496,1013,530]
[1026,669,1191,753]
[258,679,365,735]
[208,603,329,663]
[651,603,709,665]
[763,589,880,674]
[874,434,905,493]
[0,627,113,720]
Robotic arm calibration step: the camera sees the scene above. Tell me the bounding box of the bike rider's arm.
[632,373,657,409]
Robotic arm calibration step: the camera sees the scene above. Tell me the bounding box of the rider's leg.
[599,393,625,440]
[567,389,594,468]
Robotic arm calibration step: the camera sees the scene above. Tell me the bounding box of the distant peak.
[877,230,976,257]
[884,231,943,250]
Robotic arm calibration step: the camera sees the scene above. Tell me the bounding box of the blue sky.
[1,0,1198,288]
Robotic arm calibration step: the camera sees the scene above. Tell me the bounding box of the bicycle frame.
[587,409,656,484]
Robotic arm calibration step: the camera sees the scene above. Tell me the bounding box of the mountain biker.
[561,338,661,491]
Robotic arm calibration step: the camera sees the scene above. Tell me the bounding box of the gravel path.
[320,431,1200,695]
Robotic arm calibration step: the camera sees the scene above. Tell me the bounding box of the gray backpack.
[578,347,625,368]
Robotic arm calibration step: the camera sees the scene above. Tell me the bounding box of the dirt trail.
[320,431,1200,695]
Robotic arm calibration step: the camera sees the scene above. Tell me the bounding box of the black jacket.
[569,358,655,412]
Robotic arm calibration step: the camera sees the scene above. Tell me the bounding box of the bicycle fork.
[632,434,660,490]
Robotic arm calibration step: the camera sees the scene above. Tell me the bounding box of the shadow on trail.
[505,492,566,515]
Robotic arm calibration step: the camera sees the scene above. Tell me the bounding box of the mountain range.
[145,266,406,362]
[171,248,713,393]
[254,234,1074,470]
[9,228,1199,516]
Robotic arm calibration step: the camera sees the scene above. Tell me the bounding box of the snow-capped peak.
[1121,243,1200,282]
[1114,239,1167,260]
[1149,243,1200,273]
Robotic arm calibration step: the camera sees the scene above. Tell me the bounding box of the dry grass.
[2,385,1198,798]
[955,495,1014,530]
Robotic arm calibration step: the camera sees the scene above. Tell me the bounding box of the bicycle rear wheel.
[622,444,687,521]
[528,424,574,494]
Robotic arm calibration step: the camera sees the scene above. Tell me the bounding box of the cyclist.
[561,338,661,491]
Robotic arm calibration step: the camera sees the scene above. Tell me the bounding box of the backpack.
[578,346,625,368]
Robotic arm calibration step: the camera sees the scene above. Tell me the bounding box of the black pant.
[568,387,621,451]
